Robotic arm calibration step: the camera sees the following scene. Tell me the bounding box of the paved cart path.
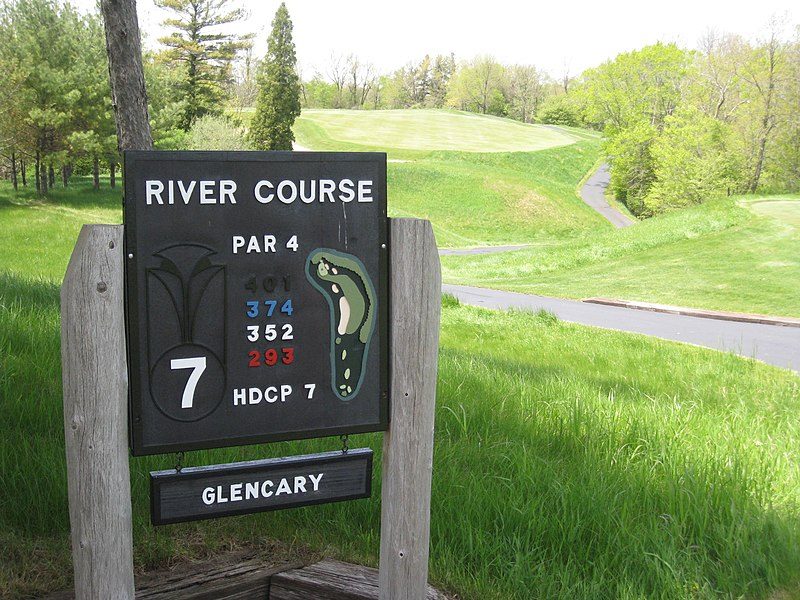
[443,284,800,371]
[580,163,635,228]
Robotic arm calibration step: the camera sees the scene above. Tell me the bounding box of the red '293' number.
[248,348,294,367]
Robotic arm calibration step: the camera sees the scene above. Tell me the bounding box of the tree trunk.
[48,164,55,188]
[35,150,41,194]
[100,0,153,152]
[11,152,17,191]
[110,161,116,188]
[21,160,26,186]
[749,130,772,193]
[62,165,69,187]
[93,155,100,190]
[40,160,48,195]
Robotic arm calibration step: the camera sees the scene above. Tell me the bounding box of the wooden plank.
[44,551,303,599]
[61,224,134,599]
[379,219,442,600]
[270,559,445,600]
[135,554,297,600]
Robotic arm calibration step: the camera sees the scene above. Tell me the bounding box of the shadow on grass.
[431,346,800,597]
[0,178,122,212]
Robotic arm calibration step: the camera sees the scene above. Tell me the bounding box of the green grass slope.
[296,109,580,153]
[291,109,799,317]
[290,109,606,246]
[443,195,800,318]
[2,182,800,599]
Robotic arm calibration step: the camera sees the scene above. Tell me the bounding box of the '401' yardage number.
[245,275,290,293]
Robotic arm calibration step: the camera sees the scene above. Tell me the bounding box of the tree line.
[0,0,300,194]
[284,54,563,125]
[570,24,800,215]
[1,0,798,216]
[274,26,800,216]
[0,0,115,193]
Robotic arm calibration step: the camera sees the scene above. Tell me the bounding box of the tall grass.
[2,271,799,598]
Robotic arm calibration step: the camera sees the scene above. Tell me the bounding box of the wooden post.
[61,224,135,600]
[379,218,441,600]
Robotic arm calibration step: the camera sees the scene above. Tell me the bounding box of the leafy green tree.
[644,107,743,214]
[427,54,456,108]
[155,0,252,130]
[447,56,506,114]
[301,75,338,108]
[249,3,300,151]
[506,65,545,123]
[578,43,690,134]
[737,20,788,192]
[0,0,103,194]
[144,54,189,149]
[769,28,800,191]
[536,94,581,126]
[578,43,692,212]
[186,114,247,150]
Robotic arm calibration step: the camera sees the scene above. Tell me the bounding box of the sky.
[76,0,797,78]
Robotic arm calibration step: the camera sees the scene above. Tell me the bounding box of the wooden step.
[43,555,448,599]
[43,552,301,600]
[269,559,447,600]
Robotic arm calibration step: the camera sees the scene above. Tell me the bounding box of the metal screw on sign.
[174,451,184,473]
[340,435,349,454]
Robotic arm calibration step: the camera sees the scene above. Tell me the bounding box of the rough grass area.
[2,186,800,598]
[442,196,800,318]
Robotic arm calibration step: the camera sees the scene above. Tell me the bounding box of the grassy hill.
[2,188,800,597]
[289,109,607,247]
[289,108,799,317]
[442,195,800,318]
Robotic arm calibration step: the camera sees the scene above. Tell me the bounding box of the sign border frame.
[150,448,373,525]
[124,151,389,456]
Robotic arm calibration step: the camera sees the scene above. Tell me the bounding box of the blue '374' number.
[246,299,294,318]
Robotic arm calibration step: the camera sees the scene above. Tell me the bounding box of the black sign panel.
[124,152,388,455]
[150,448,373,525]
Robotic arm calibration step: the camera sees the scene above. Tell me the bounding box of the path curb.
[583,298,800,329]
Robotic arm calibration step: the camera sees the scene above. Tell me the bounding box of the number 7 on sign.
[170,357,207,409]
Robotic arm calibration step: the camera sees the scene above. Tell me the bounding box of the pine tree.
[249,3,300,151]
[155,0,252,130]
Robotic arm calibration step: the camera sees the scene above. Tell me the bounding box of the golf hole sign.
[124,151,388,455]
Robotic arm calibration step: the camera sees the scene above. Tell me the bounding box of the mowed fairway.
[297,109,576,152]
[289,109,606,246]
[442,196,800,317]
[3,182,800,598]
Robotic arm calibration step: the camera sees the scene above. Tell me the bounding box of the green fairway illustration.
[305,249,377,400]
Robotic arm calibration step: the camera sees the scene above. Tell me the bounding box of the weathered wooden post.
[380,218,441,600]
[61,224,135,599]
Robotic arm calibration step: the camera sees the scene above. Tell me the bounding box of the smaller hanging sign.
[150,448,373,525]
